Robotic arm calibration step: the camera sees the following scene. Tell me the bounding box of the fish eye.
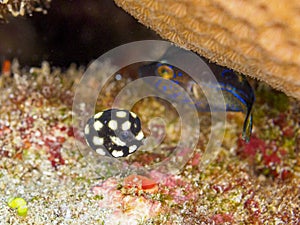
[156,64,174,79]
[119,130,134,142]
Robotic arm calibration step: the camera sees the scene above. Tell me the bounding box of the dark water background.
[0,0,160,68]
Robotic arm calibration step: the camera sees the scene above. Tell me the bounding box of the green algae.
[256,84,290,113]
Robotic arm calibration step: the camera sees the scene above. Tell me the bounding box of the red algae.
[237,133,296,179]
[44,137,65,168]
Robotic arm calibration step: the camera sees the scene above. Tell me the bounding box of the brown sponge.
[114,0,300,100]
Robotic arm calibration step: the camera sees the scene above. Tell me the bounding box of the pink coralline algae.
[91,171,199,224]
[92,177,162,225]
[162,177,197,204]
[211,213,234,224]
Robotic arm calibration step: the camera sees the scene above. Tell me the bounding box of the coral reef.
[114,0,300,100]
[0,63,299,224]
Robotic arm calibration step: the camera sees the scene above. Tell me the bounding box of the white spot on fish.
[93,136,104,145]
[130,112,137,118]
[94,112,103,119]
[112,150,124,158]
[93,120,103,131]
[108,120,118,130]
[136,131,144,140]
[129,145,137,153]
[116,111,127,118]
[110,136,126,146]
[122,121,131,130]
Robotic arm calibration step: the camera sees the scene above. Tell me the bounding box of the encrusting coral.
[114,0,300,100]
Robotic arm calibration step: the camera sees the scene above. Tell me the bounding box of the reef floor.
[0,62,299,224]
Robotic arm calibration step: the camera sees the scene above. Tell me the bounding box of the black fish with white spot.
[84,109,144,158]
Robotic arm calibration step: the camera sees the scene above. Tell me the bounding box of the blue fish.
[138,60,255,142]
